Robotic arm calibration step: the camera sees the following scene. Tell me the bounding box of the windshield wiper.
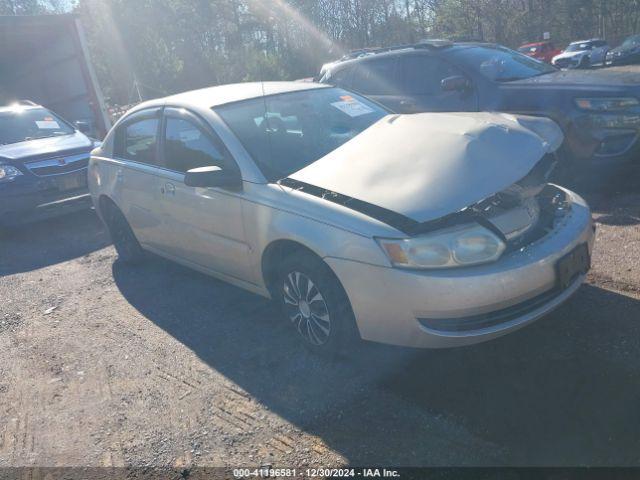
[23,132,73,142]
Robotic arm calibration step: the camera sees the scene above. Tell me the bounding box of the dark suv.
[0,102,98,226]
[320,42,640,167]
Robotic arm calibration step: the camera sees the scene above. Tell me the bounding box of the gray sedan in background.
[88,82,594,354]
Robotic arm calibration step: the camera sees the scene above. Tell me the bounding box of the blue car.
[606,34,640,66]
[0,102,99,227]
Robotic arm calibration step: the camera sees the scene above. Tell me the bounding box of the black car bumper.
[606,54,640,66]
[572,111,640,161]
[0,168,91,227]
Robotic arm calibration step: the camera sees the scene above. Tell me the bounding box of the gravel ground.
[1,162,640,470]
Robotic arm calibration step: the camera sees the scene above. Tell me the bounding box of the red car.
[518,41,562,63]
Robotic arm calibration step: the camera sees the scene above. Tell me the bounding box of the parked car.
[0,101,99,227]
[89,82,594,353]
[518,41,562,63]
[606,34,640,66]
[552,39,609,69]
[319,42,640,166]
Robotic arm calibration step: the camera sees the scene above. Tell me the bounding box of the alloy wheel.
[283,271,331,346]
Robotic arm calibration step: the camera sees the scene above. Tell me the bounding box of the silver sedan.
[88,82,594,353]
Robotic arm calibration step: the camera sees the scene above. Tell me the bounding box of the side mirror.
[74,120,91,134]
[184,165,242,189]
[441,75,471,92]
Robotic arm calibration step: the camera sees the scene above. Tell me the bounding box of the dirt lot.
[1,161,640,469]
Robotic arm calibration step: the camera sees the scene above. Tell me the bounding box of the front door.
[348,57,408,113]
[397,54,478,112]
[155,108,252,282]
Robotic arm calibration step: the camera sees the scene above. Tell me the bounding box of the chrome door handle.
[162,182,176,196]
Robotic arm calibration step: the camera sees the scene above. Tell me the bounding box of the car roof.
[324,42,492,73]
[131,82,330,112]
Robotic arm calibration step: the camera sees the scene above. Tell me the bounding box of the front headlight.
[376,223,506,269]
[575,97,639,111]
[0,164,23,183]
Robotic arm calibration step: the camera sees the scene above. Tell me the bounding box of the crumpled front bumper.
[325,187,595,348]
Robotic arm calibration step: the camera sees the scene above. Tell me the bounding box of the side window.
[401,56,463,95]
[164,117,226,173]
[351,58,400,95]
[327,67,352,88]
[118,117,160,165]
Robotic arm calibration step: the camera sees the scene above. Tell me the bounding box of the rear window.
[350,58,400,95]
[0,107,75,145]
[324,67,353,88]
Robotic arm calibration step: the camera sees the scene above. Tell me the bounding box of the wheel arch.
[97,194,119,222]
[261,239,348,300]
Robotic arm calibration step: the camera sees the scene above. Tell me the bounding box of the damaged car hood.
[289,112,563,224]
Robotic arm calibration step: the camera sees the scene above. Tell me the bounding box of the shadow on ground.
[2,158,638,465]
[113,254,640,466]
[0,209,110,276]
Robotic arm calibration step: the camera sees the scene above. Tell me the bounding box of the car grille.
[25,153,89,177]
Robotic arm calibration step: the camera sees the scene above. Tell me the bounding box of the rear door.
[348,57,406,111]
[155,108,252,280]
[397,54,478,112]
[112,108,165,249]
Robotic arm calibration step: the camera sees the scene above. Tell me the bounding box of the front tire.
[103,203,145,264]
[277,252,359,356]
[578,56,591,69]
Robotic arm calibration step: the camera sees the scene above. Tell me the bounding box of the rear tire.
[277,251,360,357]
[103,202,145,264]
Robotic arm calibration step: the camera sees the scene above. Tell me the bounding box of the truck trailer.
[0,14,110,139]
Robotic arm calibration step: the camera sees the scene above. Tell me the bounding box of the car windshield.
[0,107,75,146]
[622,35,640,48]
[566,43,591,52]
[453,45,556,82]
[216,87,388,181]
[518,45,538,53]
